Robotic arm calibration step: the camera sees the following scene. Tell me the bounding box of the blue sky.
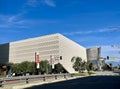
[0,0,120,60]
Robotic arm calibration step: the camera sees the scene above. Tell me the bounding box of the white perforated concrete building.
[0,33,87,73]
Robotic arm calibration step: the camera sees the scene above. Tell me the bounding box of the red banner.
[35,52,40,69]
[50,55,55,69]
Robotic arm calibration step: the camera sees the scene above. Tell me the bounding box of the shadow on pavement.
[24,76,120,89]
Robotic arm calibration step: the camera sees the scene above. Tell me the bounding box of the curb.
[13,77,80,89]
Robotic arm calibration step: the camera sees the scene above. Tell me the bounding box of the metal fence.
[0,73,74,87]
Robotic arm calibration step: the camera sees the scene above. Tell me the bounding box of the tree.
[71,56,84,73]
[39,60,51,74]
[102,63,112,71]
[109,63,113,71]
[10,60,52,75]
[12,61,35,74]
[54,63,65,73]
[81,61,87,72]
[86,61,94,71]
[0,64,7,77]
[12,63,21,73]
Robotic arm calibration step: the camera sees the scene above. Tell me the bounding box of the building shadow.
[24,75,120,89]
[0,43,9,63]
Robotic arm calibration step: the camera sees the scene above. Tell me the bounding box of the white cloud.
[25,0,56,8]
[63,31,95,35]
[26,0,38,7]
[0,14,58,29]
[42,0,56,7]
[63,30,98,35]
[63,27,120,36]
[101,45,120,58]
[0,14,28,29]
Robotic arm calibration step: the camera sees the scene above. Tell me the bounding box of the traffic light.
[107,56,109,60]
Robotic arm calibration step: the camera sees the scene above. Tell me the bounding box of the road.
[25,75,120,89]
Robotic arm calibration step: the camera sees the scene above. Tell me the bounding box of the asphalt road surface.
[25,76,120,89]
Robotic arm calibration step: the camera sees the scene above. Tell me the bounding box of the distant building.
[87,47,101,70]
[0,33,87,73]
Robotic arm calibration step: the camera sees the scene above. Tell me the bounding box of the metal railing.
[0,73,74,87]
